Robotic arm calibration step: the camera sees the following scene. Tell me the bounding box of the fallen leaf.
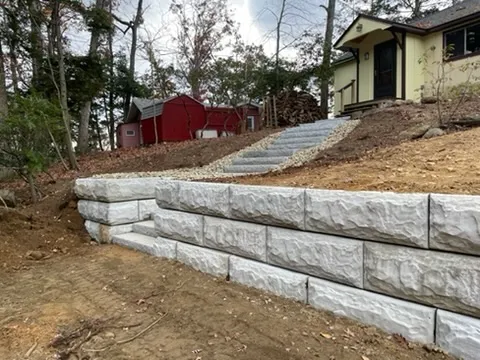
[362,356,370,360]
[320,333,332,339]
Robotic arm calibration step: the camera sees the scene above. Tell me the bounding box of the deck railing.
[336,79,356,113]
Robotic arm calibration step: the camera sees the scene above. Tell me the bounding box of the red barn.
[117,95,262,148]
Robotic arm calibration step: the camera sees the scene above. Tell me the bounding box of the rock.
[379,100,394,108]
[153,208,204,245]
[364,243,480,317]
[0,189,16,208]
[399,123,431,140]
[350,111,363,119]
[267,227,363,288]
[421,96,437,104]
[422,127,445,139]
[229,256,308,302]
[26,250,49,260]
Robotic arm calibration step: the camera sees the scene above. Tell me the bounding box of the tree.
[170,0,235,100]
[320,0,336,117]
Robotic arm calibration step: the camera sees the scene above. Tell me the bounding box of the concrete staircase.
[223,118,349,174]
[112,220,158,255]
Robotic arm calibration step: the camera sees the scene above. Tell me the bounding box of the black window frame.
[444,22,480,61]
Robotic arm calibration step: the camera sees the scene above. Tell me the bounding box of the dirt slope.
[229,126,480,194]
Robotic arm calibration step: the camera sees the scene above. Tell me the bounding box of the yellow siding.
[405,34,425,101]
[339,18,389,47]
[334,60,356,115]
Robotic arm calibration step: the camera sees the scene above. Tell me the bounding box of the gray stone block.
[112,233,157,256]
[223,164,275,174]
[267,227,363,288]
[231,156,288,166]
[85,220,133,243]
[138,199,158,220]
[78,200,139,225]
[364,243,480,317]
[75,177,160,202]
[308,277,435,343]
[305,190,428,248]
[430,194,480,256]
[204,217,267,261]
[153,208,204,245]
[436,310,480,360]
[230,185,305,229]
[156,180,230,217]
[154,237,177,259]
[177,242,229,277]
[229,256,308,302]
[132,220,156,238]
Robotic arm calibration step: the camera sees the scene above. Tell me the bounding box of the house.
[333,0,480,116]
[117,95,262,147]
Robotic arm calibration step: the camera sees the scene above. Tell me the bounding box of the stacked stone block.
[75,178,480,360]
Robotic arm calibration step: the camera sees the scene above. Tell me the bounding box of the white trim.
[125,130,136,137]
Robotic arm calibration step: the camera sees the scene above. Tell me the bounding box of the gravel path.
[94,121,360,180]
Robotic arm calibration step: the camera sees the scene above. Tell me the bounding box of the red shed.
[117,95,262,148]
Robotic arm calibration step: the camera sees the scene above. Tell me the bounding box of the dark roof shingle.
[409,0,480,29]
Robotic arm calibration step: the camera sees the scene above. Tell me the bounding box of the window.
[247,116,255,131]
[125,130,135,136]
[444,23,480,59]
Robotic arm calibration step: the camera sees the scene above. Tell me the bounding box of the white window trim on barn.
[247,116,255,131]
[126,130,136,137]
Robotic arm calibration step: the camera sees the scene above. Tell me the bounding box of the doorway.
[374,40,396,99]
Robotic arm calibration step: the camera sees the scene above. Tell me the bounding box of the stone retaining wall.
[74,178,480,360]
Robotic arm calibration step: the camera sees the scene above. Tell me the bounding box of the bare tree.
[171,0,234,100]
[0,43,8,122]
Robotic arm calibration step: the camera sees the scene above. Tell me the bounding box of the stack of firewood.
[263,91,325,127]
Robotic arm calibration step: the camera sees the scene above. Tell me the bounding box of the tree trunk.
[275,0,287,96]
[77,0,106,154]
[107,6,116,150]
[52,0,78,170]
[320,0,336,117]
[27,0,44,88]
[0,44,8,122]
[123,0,143,121]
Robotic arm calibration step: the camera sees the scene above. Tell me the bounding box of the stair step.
[241,149,296,158]
[278,130,330,139]
[132,220,156,237]
[273,136,326,146]
[231,156,288,166]
[112,232,157,256]
[223,164,276,173]
[268,142,319,150]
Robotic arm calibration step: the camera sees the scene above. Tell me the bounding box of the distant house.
[117,95,262,148]
[333,0,480,115]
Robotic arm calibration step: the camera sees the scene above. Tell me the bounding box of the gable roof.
[335,0,480,50]
[409,0,480,29]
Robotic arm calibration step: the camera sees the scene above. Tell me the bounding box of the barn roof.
[126,95,205,123]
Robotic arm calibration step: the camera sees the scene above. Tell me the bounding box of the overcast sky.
[70,0,328,73]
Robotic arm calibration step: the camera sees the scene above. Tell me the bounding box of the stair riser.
[223,165,275,173]
[231,157,288,166]
[278,131,330,139]
[273,137,326,146]
[269,143,318,150]
[241,150,296,158]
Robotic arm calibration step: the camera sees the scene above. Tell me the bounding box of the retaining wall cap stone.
[78,200,139,225]
[305,189,428,248]
[430,193,480,256]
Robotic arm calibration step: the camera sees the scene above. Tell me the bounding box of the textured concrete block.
[305,190,428,248]
[365,243,480,317]
[85,220,133,243]
[267,227,363,288]
[156,181,230,217]
[75,177,160,202]
[154,237,177,259]
[308,277,435,343]
[230,185,305,229]
[430,194,480,256]
[153,208,204,245]
[204,217,266,261]
[229,256,308,302]
[138,199,158,220]
[132,221,156,238]
[112,233,157,256]
[78,200,139,225]
[436,310,480,360]
[177,242,229,277]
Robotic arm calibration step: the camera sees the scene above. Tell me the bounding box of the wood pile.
[264,90,326,127]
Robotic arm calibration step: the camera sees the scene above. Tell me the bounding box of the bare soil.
[0,246,453,360]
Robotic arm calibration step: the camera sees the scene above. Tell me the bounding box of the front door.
[374,40,396,99]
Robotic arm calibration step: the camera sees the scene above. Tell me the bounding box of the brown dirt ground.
[224,125,480,194]
[0,245,453,360]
